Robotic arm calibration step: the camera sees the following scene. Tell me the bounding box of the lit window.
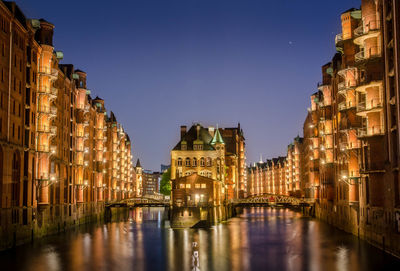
[186,184,191,189]
[179,183,185,189]
[195,184,200,188]
[201,183,206,188]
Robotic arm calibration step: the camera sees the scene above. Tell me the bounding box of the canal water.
[1,207,399,271]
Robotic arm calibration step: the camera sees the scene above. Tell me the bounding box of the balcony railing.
[49,87,58,99]
[358,125,385,137]
[339,142,361,151]
[338,80,357,94]
[355,46,381,62]
[38,67,58,78]
[354,20,380,38]
[38,86,51,94]
[335,33,343,44]
[38,105,50,114]
[37,144,49,152]
[340,169,360,179]
[37,125,50,133]
[50,126,57,136]
[356,98,383,114]
[338,101,356,111]
[49,106,57,117]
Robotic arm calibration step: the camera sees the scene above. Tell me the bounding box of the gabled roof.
[173,124,215,151]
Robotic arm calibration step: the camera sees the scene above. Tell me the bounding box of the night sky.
[15,0,361,171]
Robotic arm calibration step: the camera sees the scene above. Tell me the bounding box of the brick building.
[0,1,135,250]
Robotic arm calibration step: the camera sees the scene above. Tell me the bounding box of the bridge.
[106,196,170,208]
[231,194,312,207]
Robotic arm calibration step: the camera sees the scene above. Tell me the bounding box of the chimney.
[180,126,187,139]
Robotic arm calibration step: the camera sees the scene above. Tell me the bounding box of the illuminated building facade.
[171,124,226,207]
[0,1,135,250]
[247,0,400,257]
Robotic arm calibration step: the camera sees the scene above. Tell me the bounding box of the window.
[200,157,205,167]
[177,158,182,166]
[179,183,185,189]
[201,183,206,189]
[194,144,203,150]
[206,158,212,167]
[185,158,190,167]
[195,184,200,188]
[193,158,197,167]
[186,184,191,189]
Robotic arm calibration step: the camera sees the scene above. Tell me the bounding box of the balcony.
[335,33,343,45]
[38,86,51,95]
[84,105,91,113]
[38,67,58,79]
[49,87,58,99]
[50,126,57,137]
[338,101,356,111]
[356,99,383,116]
[354,20,381,45]
[49,106,57,117]
[38,105,50,114]
[340,169,360,180]
[357,125,385,138]
[37,144,49,153]
[37,125,50,133]
[355,46,381,62]
[339,142,361,152]
[337,80,357,95]
[76,131,84,138]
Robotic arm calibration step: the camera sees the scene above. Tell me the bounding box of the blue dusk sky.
[15,0,361,171]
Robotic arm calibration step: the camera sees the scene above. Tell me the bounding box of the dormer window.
[194,144,203,150]
[181,141,187,151]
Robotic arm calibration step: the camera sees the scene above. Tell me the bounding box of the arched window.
[193,158,197,167]
[11,151,21,207]
[200,158,205,167]
[177,158,182,166]
[185,158,191,167]
[216,159,221,174]
[206,158,212,167]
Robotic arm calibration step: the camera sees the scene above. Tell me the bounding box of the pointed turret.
[136,159,141,168]
[211,128,225,145]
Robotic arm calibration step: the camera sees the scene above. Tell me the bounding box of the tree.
[160,168,171,196]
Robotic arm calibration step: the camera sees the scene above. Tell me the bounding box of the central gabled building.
[171,124,226,207]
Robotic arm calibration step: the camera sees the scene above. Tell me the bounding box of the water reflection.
[0,207,399,271]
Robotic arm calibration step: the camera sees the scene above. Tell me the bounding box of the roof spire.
[211,125,224,145]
